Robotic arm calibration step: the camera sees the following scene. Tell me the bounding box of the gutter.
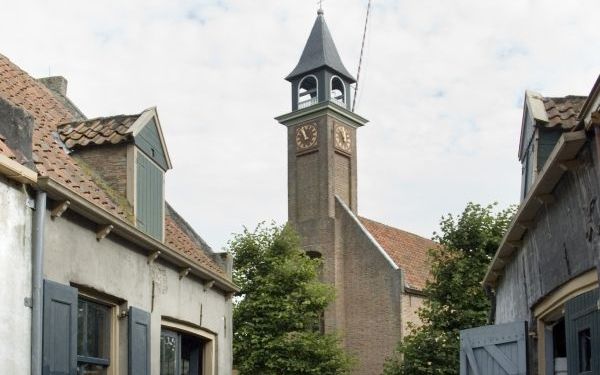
[37,176,239,294]
[30,190,46,375]
[483,130,587,286]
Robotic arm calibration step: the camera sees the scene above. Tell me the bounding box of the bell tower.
[276,8,368,333]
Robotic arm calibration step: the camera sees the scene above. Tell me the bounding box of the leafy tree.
[231,223,353,375]
[383,202,515,375]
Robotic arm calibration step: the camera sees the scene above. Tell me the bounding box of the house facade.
[0,54,237,375]
[276,10,437,375]
[460,76,600,374]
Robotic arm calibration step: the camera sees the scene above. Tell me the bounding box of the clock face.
[296,123,318,150]
[334,125,352,152]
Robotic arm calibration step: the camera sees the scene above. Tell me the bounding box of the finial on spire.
[317,0,324,15]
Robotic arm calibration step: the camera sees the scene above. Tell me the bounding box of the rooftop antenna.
[352,0,372,112]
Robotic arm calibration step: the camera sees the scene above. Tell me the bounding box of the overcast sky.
[2,0,598,250]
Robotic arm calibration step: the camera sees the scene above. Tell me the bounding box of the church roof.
[360,217,436,291]
[0,53,227,279]
[286,10,356,83]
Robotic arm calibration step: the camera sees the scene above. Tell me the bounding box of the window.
[161,329,207,375]
[330,76,345,106]
[579,328,592,373]
[298,75,318,109]
[77,298,111,375]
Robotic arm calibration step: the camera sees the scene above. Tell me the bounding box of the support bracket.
[96,224,113,241]
[179,267,191,280]
[51,200,70,219]
[147,251,161,265]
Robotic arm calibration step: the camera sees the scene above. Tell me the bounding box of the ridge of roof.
[359,216,436,291]
[286,11,356,83]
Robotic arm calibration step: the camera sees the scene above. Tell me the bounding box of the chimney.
[0,97,34,168]
[38,76,68,96]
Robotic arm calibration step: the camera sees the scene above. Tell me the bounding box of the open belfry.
[276,8,437,375]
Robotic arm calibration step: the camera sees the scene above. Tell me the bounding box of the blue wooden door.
[460,321,527,375]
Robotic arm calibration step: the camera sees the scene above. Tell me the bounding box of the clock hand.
[301,128,308,140]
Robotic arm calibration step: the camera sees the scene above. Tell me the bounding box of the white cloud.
[1,0,598,249]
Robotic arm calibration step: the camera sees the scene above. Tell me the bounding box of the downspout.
[31,190,46,375]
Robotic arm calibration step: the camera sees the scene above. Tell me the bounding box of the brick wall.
[401,293,425,335]
[335,197,403,375]
[74,144,128,196]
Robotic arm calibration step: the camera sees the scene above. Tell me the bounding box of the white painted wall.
[0,175,32,375]
[43,207,233,374]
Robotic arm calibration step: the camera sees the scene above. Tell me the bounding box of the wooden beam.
[517,221,535,231]
[507,240,522,249]
[559,159,584,171]
[536,194,556,205]
[51,200,70,219]
[147,251,161,265]
[179,267,191,280]
[96,224,113,241]
[203,280,215,291]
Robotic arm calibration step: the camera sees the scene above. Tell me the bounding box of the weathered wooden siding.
[496,143,599,323]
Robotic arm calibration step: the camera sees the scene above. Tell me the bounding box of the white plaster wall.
[0,176,32,375]
[43,209,232,375]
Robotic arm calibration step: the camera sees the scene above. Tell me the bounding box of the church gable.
[360,217,436,292]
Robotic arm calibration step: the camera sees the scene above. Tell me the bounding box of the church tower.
[276,8,368,334]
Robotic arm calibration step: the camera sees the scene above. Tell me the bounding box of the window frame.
[76,292,121,375]
[534,270,598,375]
[160,319,217,375]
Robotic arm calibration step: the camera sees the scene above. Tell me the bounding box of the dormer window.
[298,75,318,109]
[330,76,345,106]
[57,107,172,241]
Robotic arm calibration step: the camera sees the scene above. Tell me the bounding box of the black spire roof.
[286,10,356,83]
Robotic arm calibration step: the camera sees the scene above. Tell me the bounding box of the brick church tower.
[276,8,437,375]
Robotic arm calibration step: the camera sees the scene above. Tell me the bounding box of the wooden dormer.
[57,107,172,240]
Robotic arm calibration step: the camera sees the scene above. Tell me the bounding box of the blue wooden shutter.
[42,280,77,375]
[565,288,600,375]
[460,321,527,375]
[129,306,151,375]
[136,152,164,240]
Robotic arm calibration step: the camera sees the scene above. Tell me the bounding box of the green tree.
[231,223,353,375]
[383,202,515,375]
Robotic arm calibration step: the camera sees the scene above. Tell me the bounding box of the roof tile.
[360,217,437,291]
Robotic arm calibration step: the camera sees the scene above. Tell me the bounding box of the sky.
[1,0,598,251]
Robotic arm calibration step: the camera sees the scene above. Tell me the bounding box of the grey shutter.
[460,321,527,375]
[129,306,151,375]
[565,288,600,375]
[42,280,77,375]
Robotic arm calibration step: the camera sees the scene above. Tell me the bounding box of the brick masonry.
[74,143,128,197]
[281,106,427,375]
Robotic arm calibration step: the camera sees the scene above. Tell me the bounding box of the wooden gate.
[460,321,527,375]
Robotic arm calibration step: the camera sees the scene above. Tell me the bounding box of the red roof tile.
[360,217,436,291]
[58,114,139,149]
[542,96,587,130]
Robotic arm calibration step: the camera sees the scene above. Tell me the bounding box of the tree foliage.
[383,202,515,375]
[231,223,353,375]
